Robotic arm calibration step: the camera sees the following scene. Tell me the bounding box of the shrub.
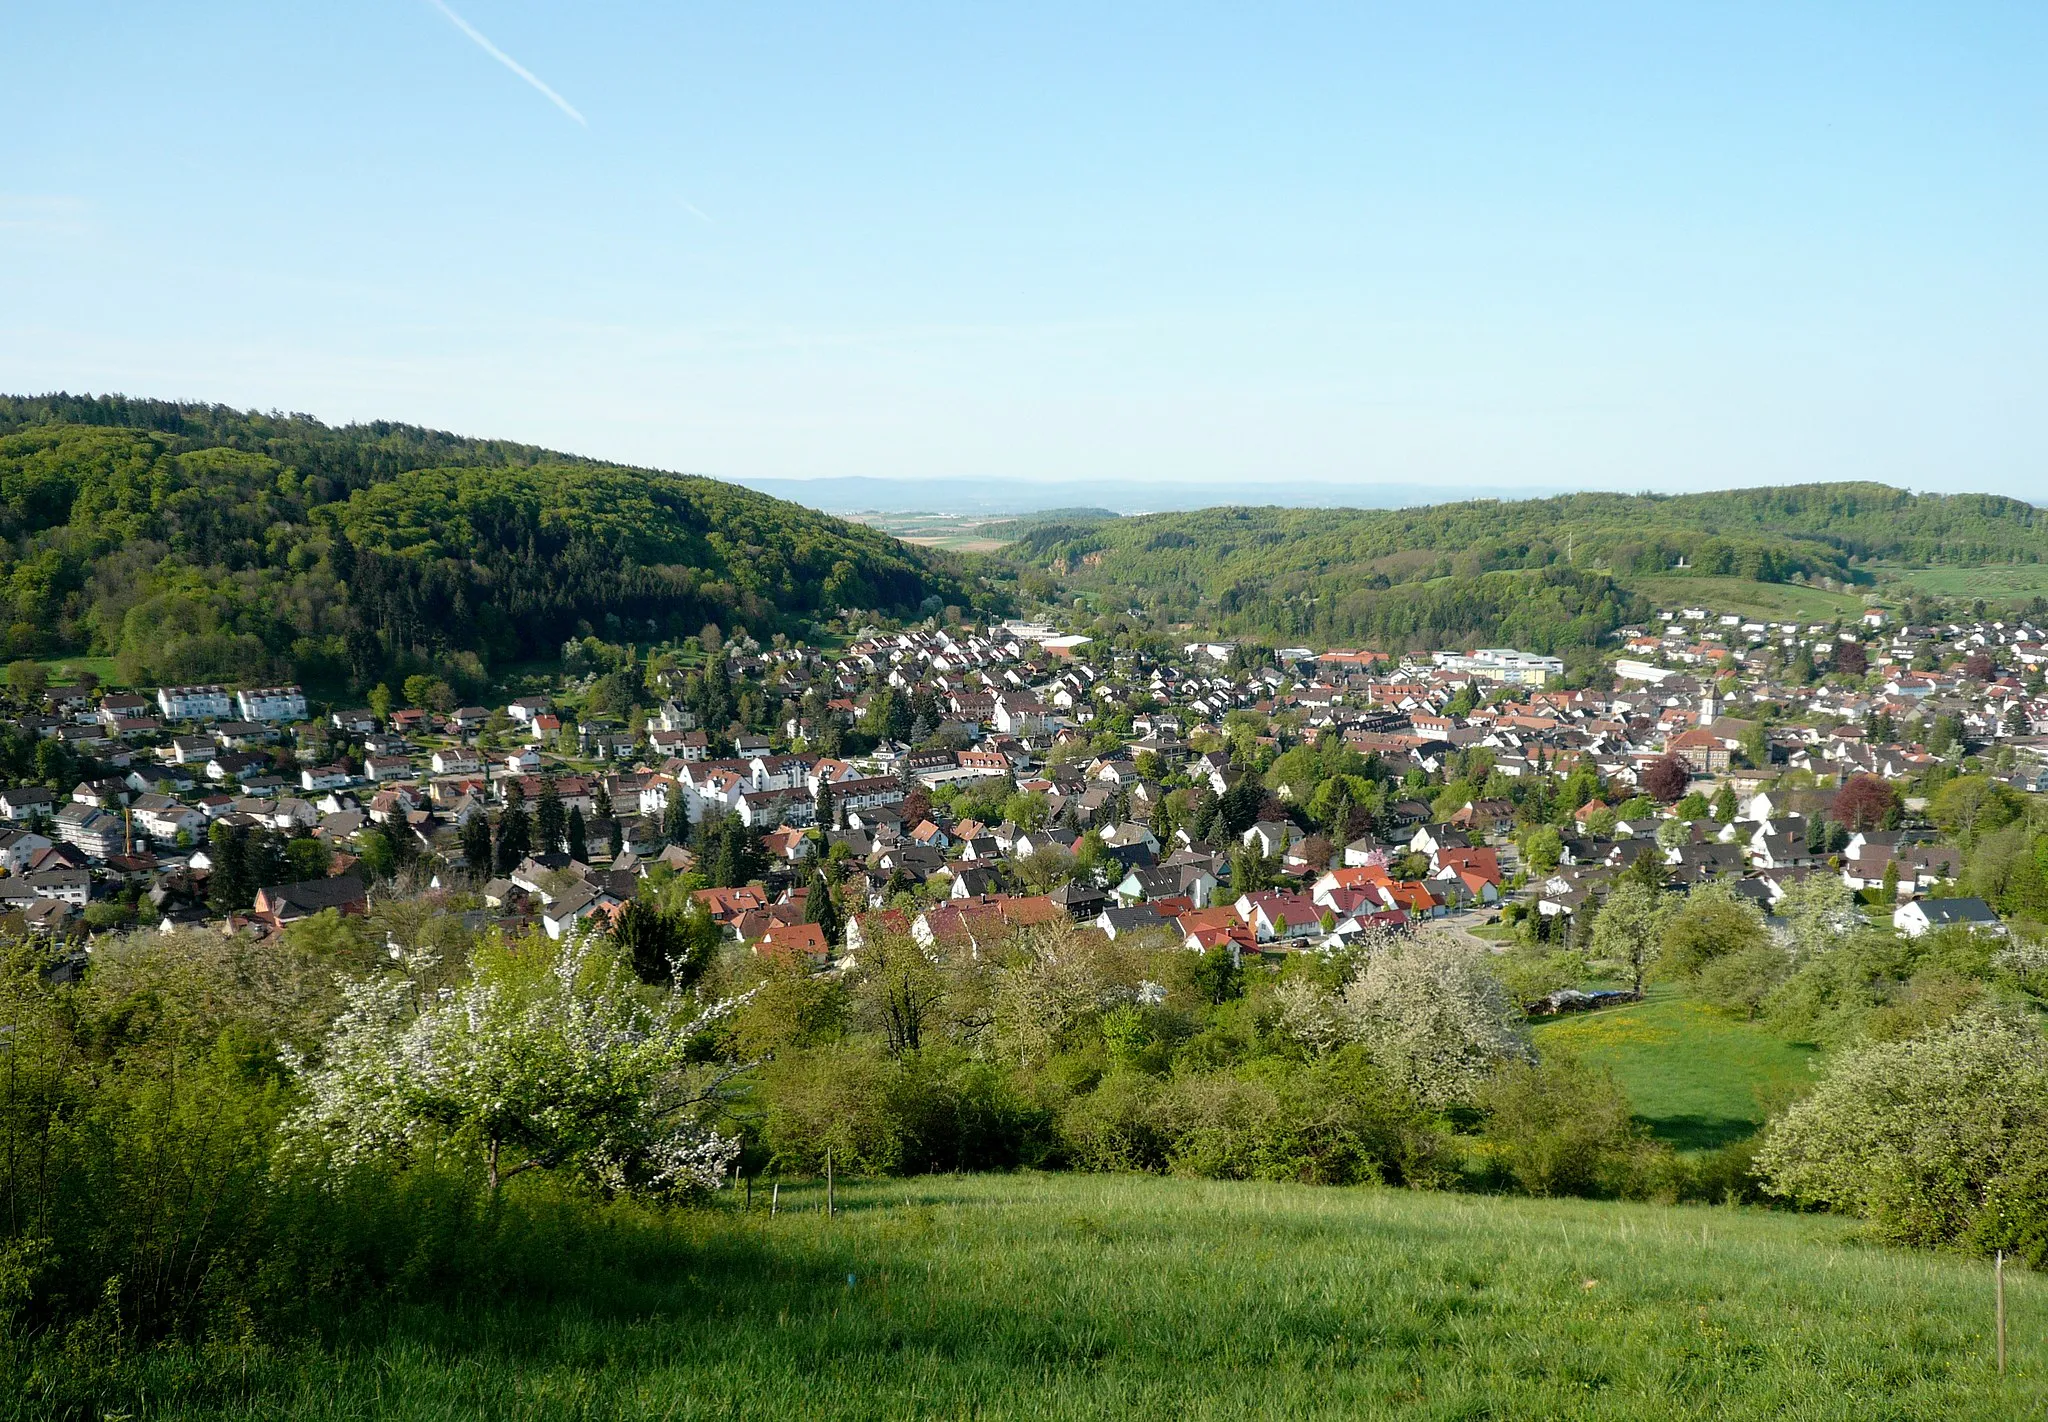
[1659,883,1769,981]
[1754,1014,2048,1258]
[1477,1055,1658,1198]
[1059,1068,1170,1172]
[1694,944,1793,1020]
[757,1045,1048,1176]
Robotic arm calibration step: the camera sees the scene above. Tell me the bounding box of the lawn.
[29,653,123,685]
[49,1173,2042,1421]
[1618,574,1869,624]
[1531,989,1820,1151]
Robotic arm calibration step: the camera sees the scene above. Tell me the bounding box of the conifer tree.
[537,774,566,853]
[462,812,494,877]
[496,786,532,873]
[803,866,843,946]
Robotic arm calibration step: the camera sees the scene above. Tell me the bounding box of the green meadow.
[1532,990,1821,1152]
[1619,574,1869,624]
[33,1172,2039,1422]
[1871,563,2048,604]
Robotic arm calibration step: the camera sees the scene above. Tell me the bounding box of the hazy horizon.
[7,5,2044,497]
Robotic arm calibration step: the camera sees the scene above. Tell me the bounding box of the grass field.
[1531,990,1820,1151]
[847,512,1019,552]
[1619,574,1869,624]
[1870,563,2048,604]
[29,653,122,685]
[55,1173,2043,1421]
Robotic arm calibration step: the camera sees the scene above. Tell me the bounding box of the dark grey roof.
[1915,897,1999,924]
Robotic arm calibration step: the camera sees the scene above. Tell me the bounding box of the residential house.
[251,874,369,928]
[0,786,55,821]
[236,685,307,722]
[1894,897,2004,938]
[157,685,234,721]
[52,802,124,859]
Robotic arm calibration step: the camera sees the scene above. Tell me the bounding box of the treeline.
[1004,481,2047,645]
[1067,558,1643,657]
[0,397,982,689]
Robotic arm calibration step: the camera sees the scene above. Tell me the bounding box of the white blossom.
[282,928,753,1196]
[1339,929,1531,1108]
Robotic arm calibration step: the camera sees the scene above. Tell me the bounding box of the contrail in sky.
[425,0,587,126]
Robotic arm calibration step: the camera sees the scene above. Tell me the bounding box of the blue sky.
[4,3,2043,497]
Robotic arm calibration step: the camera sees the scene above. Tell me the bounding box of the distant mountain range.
[727,476,1559,516]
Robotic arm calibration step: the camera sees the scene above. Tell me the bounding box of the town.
[4,595,2041,977]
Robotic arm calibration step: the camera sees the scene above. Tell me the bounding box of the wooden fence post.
[1996,1250,2006,1376]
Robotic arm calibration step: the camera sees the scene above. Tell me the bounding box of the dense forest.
[1003,484,2047,648]
[7,394,2038,682]
[0,395,981,692]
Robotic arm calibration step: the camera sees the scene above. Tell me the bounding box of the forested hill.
[1005,484,2046,650]
[0,395,979,691]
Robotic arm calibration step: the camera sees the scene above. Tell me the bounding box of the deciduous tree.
[282,930,751,1197]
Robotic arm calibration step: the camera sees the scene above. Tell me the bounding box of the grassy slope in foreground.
[1532,990,1821,1152]
[82,1174,2041,1422]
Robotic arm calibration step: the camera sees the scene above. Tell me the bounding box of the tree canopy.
[0,396,981,689]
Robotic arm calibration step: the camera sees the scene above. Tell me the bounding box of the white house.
[0,787,56,821]
[541,883,624,940]
[431,748,483,776]
[1241,821,1295,859]
[1893,897,2004,938]
[300,765,352,792]
[52,802,124,859]
[157,685,234,721]
[0,828,54,872]
[129,794,206,845]
[236,686,307,722]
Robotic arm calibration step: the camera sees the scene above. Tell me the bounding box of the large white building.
[157,685,234,721]
[237,685,308,722]
[1432,648,1565,687]
[52,803,124,859]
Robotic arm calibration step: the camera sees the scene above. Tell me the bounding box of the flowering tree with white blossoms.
[282,929,753,1197]
[1339,930,1531,1109]
[1753,1013,2048,1251]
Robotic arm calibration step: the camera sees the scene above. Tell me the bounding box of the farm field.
[50,1172,2041,1421]
[846,511,1018,552]
[1531,989,1820,1152]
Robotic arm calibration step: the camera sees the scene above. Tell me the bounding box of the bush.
[1158,1071,1286,1180]
[1059,1068,1170,1172]
[1660,883,1770,981]
[1694,944,1793,1020]
[1476,1055,1660,1198]
[1754,1014,2048,1258]
[755,1045,1049,1176]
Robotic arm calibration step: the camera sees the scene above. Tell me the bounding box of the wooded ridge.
[0,395,981,691]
